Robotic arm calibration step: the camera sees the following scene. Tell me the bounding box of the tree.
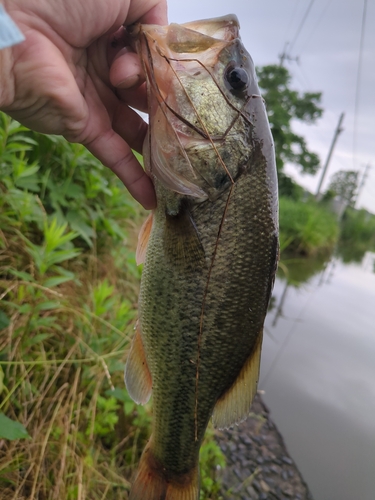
[257,65,323,177]
[327,170,359,205]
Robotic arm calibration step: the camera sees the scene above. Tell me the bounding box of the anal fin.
[212,330,263,429]
[125,322,152,404]
[136,212,154,266]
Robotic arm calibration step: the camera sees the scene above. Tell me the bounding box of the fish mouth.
[165,15,240,52]
[128,15,240,50]
[131,15,259,199]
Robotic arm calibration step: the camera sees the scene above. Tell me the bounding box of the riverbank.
[216,394,314,500]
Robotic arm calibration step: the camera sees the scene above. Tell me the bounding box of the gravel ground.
[215,394,314,500]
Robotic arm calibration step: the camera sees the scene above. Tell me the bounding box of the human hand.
[0,0,167,209]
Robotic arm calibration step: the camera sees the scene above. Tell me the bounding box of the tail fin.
[129,442,199,500]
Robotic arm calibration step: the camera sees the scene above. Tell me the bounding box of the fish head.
[134,15,275,201]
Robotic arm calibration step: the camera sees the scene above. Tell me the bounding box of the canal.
[259,251,375,500]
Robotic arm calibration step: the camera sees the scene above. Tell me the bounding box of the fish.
[125,14,279,500]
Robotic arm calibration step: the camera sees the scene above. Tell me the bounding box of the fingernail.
[117,74,141,89]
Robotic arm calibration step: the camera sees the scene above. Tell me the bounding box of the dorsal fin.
[125,322,152,404]
[212,331,263,429]
[136,212,154,266]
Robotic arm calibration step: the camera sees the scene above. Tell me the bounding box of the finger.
[107,26,138,66]
[139,1,168,25]
[110,48,145,90]
[126,0,168,26]
[112,101,148,153]
[114,82,148,114]
[85,129,156,210]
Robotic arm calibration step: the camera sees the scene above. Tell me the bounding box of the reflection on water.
[259,251,375,500]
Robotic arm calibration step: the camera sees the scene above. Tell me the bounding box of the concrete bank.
[216,394,314,500]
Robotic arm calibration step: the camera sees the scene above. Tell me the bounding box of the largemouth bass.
[125,14,278,500]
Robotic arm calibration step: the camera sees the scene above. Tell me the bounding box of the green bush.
[279,196,339,255]
[340,207,375,246]
[337,207,375,262]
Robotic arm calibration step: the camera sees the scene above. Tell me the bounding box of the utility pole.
[315,112,345,199]
[279,42,289,66]
[355,163,371,207]
[279,41,300,67]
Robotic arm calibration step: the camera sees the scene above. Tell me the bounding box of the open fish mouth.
[129,15,268,201]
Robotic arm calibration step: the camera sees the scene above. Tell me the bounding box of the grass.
[0,113,225,499]
[279,196,339,256]
[337,207,375,262]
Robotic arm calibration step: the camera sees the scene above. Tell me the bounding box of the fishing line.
[194,184,234,441]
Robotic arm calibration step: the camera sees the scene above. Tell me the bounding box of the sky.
[167,0,375,213]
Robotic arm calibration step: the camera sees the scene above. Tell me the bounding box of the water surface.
[259,252,375,500]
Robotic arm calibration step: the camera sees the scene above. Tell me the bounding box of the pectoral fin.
[125,322,152,404]
[164,204,206,268]
[212,331,263,429]
[136,212,154,266]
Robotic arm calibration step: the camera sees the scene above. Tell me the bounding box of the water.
[259,251,375,500]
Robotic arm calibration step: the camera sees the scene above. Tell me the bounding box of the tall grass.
[0,114,225,499]
[279,196,339,256]
[337,207,375,262]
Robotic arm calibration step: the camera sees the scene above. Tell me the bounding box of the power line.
[282,0,301,46]
[279,0,315,66]
[299,0,334,54]
[288,0,316,54]
[353,0,368,170]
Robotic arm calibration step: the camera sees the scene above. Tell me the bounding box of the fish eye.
[225,66,249,92]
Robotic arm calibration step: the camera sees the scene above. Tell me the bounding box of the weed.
[279,196,339,255]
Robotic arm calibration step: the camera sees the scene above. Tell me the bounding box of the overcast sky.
[167,0,375,213]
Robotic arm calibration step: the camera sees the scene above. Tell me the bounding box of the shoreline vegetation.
[1,116,375,498]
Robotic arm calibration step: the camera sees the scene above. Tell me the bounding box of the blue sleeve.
[0,4,25,49]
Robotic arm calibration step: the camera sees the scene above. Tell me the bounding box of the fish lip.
[178,14,240,42]
[128,14,240,49]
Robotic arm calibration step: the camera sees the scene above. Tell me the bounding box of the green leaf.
[17,164,40,178]
[17,303,32,314]
[8,269,35,282]
[124,401,136,415]
[15,176,40,192]
[43,275,74,287]
[24,333,52,347]
[105,387,129,402]
[0,311,10,329]
[35,301,60,311]
[0,413,30,440]
[66,210,95,247]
